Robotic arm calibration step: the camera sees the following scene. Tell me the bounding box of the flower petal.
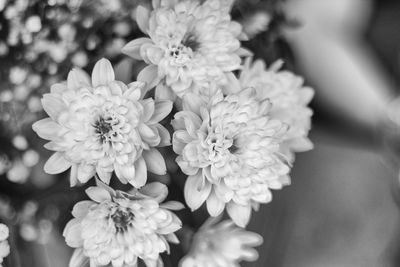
[69,249,89,267]
[182,93,205,115]
[150,100,173,123]
[41,94,66,120]
[137,64,161,94]
[206,189,225,217]
[115,163,136,183]
[85,186,111,202]
[32,118,62,140]
[122,38,153,60]
[184,172,211,211]
[72,201,94,218]
[77,164,95,184]
[131,157,147,188]
[226,202,252,227]
[63,219,83,248]
[136,6,150,33]
[155,82,176,101]
[67,68,90,90]
[161,201,185,210]
[141,98,155,122]
[142,148,166,175]
[155,124,171,147]
[44,152,71,174]
[140,182,168,202]
[92,58,115,87]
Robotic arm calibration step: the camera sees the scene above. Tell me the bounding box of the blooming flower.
[32,58,172,187]
[239,58,314,161]
[180,217,262,267]
[63,181,183,267]
[0,223,10,267]
[172,87,290,227]
[122,0,249,99]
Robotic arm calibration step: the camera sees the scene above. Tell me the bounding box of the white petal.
[139,123,160,146]
[155,83,176,101]
[63,219,83,248]
[114,163,136,183]
[72,201,93,218]
[32,118,62,140]
[96,167,112,184]
[41,94,66,120]
[130,157,147,188]
[161,201,185,210]
[182,93,204,115]
[155,124,171,147]
[122,38,153,60]
[206,189,225,217]
[184,172,211,211]
[222,72,241,94]
[136,6,150,33]
[226,202,252,227]
[92,58,115,87]
[141,98,155,122]
[85,186,111,202]
[142,149,166,175]
[140,182,168,202]
[67,68,90,90]
[150,100,173,123]
[69,249,89,267]
[70,164,78,187]
[137,64,161,94]
[44,152,71,174]
[77,164,95,184]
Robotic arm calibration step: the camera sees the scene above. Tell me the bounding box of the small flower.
[33,58,172,187]
[239,58,314,161]
[63,181,183,267]
[180,217,262,267]
[172,87,290,227]
[122,0,249,99]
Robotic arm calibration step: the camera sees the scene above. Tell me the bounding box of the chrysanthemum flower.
[0,223,10,267]
[122,0,249,99]
[180,217,262,267]
[63,181,183,267]
[239,58,314,161]
[32,58,172,187]
[172,88,290,227]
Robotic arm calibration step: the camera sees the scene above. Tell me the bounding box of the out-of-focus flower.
[22,149,39,167]
[241,12,271,39]
[0,223,10,267]
[239,58,314,161]
[25,16,42,33]
[7,160,29,183]
[33,58,172,187]
[172,87,289,227]
[12,135,28,150]
[63,181,183,267]
[123,0,249,99]
[180,217,262,267]
[9,67,28,85]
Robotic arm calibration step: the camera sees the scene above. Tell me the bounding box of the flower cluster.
[30,0,314,266]
[0,224,10,267]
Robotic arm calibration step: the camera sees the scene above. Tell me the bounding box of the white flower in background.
[122,0,249,99]
[0,223,10,267]
[172,87,290,227]
[33,58,172,187]
[239,58,314,161]
[180,217,262,267]
[63,181,183,267]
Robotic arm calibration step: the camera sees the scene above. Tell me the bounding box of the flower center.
[93,114,119,143]
[111,209,135,232]
[206,132,237,161]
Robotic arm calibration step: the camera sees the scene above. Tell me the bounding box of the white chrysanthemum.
[33,58,172,187]
[122,0,249,99]
[0,223,10,267]
[63,182,183,267]
[172,88,290,227]
[239,58,314,161]
[180,217,262,267]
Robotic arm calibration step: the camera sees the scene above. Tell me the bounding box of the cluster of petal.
[32,58,172,187]
[63,181,183,267]
[123,0,248,99]
[180,217,262,267]
[0,224,10,267]
[172,88,290,227]
[239,58,314,161]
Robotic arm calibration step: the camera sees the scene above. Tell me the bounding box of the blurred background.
[1,0,400,266]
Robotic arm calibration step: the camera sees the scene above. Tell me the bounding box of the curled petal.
[142,148,166,175]
[184,172,211,211]
[140,182,168,202]
[150,100,173,123]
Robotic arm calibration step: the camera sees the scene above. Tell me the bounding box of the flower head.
[172,87,290,227]
[180,217,262,267]
[63,181,183,267]
[33,58,172,187]
[239,58,314,161]
[122,0,248,98]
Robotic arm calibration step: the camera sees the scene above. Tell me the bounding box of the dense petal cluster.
[180,217,262,267]
[172,88,290,227]
[32,58,172,187]
[123,0,247,98]
[63,182,183,267]
[0,224,10,267]
[239,59,314,161]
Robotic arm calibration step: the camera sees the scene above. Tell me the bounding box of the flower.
[172,87,290,227]
[180,217,262,267]
[122,0,249,99]
[0,223,10,267]
[63,181,183,267]
[239,58,314,161]
[32,58,172,187]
